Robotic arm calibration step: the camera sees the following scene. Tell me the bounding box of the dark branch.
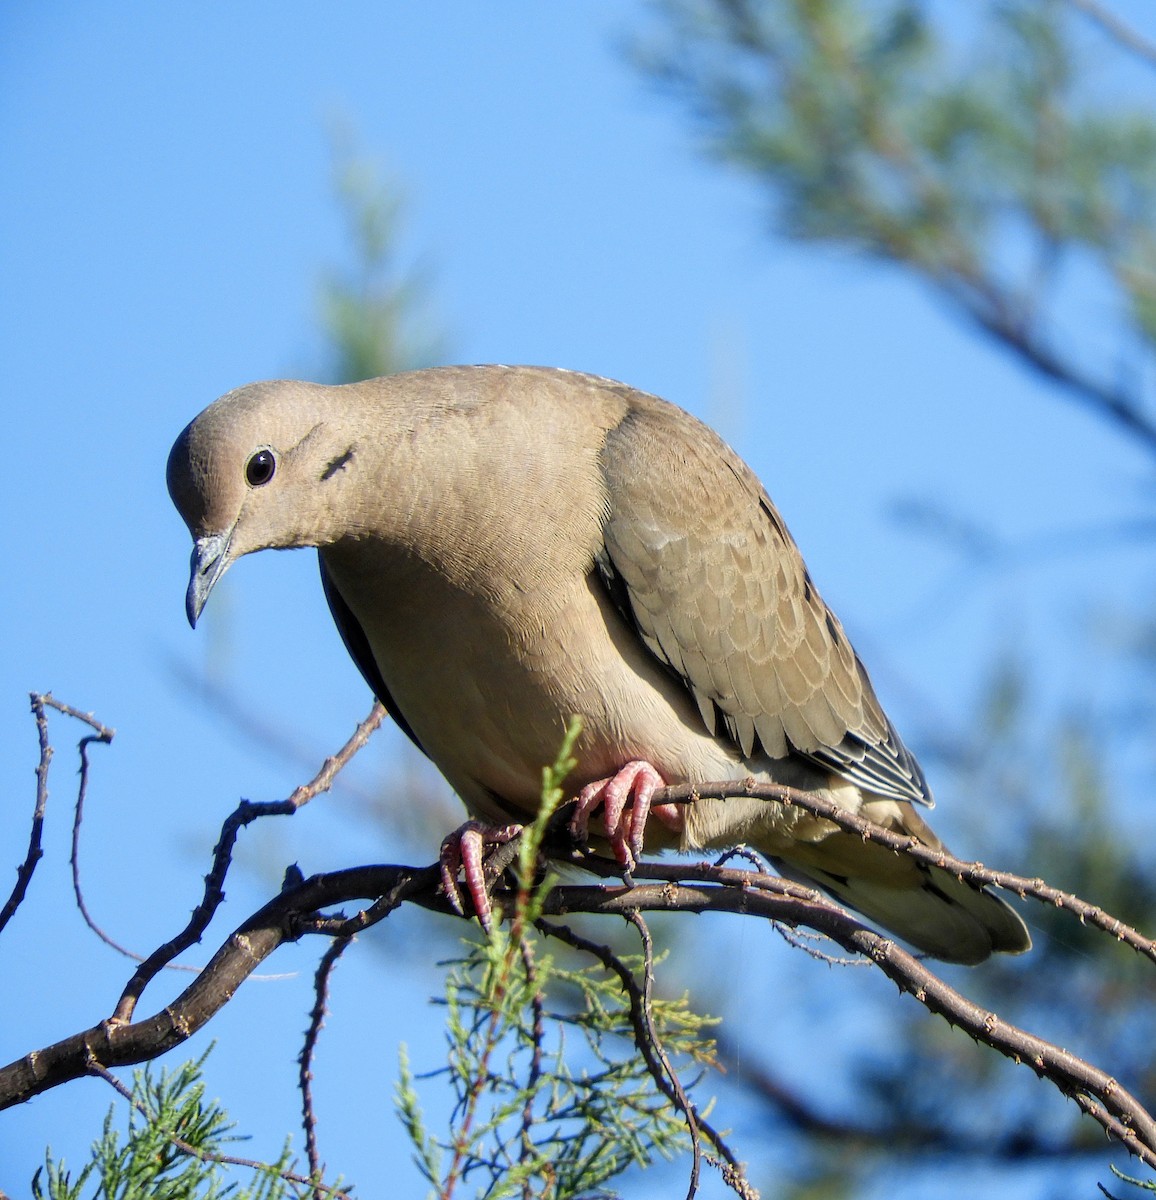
[961,293,1156,460]
[0,694,114,937]
[3,852,1154,1173]
[626,911,704,1200]
[300,935,353,1197]
[68,708,137,959]
[720,1037,1107,1159]
[0,697,53,936]
[111,702,385,1023]
[655,780,1156,964]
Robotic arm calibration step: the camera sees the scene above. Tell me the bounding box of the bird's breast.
[320,540,744,827]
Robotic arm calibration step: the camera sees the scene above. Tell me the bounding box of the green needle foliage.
[394,722,723,1199]
[319,123,446,385]
[395,937,717,1200]
[32,1056,307,1200]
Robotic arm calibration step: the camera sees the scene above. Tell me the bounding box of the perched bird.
[167,365,1030,964]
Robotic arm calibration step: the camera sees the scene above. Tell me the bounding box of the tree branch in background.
[640,0,1156,455]
[3,846,1154,1171]
[715,1032,1108,1160]
[1068,0,1156,69]
[8,699,1156,1192]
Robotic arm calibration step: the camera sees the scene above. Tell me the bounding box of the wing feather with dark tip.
[596,397,931,807]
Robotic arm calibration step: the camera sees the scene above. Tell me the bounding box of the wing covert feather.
[596,397,930,806]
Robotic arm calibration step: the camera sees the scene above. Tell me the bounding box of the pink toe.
[439,820,522,931]
[568,760,666,869]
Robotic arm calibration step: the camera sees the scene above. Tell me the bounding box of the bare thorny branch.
[4,698,1156,1192]
[661,780,1156,964]
[300,935,354,1199]
[0,694,113,937]
[6,694,383,1197]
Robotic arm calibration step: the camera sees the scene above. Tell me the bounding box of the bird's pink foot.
[439,820,522,931]
[570,760,669,871]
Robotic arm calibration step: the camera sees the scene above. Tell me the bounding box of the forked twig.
[111,702,386,1023]
[537,914,755,1200]
[0,694,114,937]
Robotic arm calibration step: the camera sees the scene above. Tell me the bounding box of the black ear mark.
[321,446,355,481]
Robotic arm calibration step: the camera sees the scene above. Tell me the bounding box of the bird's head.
[167,379,364,628]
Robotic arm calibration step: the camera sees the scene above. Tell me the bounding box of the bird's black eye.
[245,449,276,488]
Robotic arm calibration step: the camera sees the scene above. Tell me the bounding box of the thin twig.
[37,693,115,740]
[111,701,385,1023]
[628,910,703,1200]
[536,916,756,1199]
[300,936,353,1197]
[68,716,135,959]
[1,695,115,937]
[657,780,1156,963]
[517,937,544,1200]
[0,696,54,935]
[705,846,868,962]
[771,922,871,965]
[711,846,770,872]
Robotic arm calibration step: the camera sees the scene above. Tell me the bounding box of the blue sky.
[3,5,1154,1197]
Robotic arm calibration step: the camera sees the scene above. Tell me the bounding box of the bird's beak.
[185,529,235,628]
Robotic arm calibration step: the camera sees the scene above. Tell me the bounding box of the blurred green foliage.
[640,0,1156,449]
[637,2,1156,1193]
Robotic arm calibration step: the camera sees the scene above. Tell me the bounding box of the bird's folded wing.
[596,399,931,807]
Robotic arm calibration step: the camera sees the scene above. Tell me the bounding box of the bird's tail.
[770,803,1031,966]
